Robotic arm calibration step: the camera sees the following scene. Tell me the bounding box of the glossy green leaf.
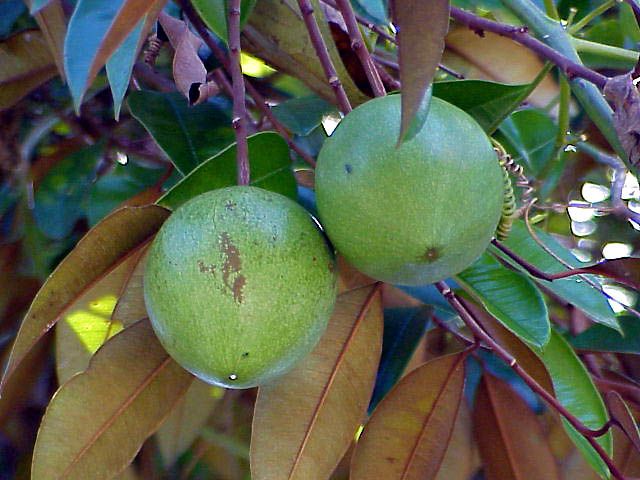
[64,0,160,110]
[496,108,557,175]
[432,79,532,133]
[191,0,257,43]
[352,0,389,25]
[86,162,163,226]
[456,251,550,348]
[369,307,432,411]
[396,0,449,143]
[106,18,144,121]
[537,329,612,478]
[158,132,297,209]
[499,221,619,331]
[571,316,639,353]
[34,143,101,240]
[128,90,234,175]
[271,95,335,136]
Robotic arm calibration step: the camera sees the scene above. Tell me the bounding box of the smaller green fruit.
[315,95,503,285]
[144,186,337,389]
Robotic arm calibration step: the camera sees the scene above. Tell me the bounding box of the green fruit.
[315,95,503,286]
[144,186,337,389]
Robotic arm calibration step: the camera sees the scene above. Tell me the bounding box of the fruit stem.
[228,0,251,185]
[297,0,353,114]
[334,0,386,97]
[434,281,625,480]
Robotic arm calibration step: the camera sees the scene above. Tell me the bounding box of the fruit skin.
[144,186,337,389]
[315,95,503,286]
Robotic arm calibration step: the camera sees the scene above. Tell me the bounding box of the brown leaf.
[474,373,560,480]
[604,73,640,170]
[336,256,376,294]
[614,422,640,476]
[29,0,67,81]
[0,205,170,394]
[111,247,150,328]
[463,297,555,394]
[251,283,383,480]
[570,258,640,292]
[435,400,479,480]
[444,27,560,109]
[31,320,194,479]
[606,391,640,453]
[350,352,466,480]
[395,0,450,142]
[156,379,219,467]
[55,246,146,384]
[242,0,369,106]
[158,12,207,104]
[0,30,57,110]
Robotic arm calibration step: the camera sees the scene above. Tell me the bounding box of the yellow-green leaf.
[251,283,383,480]
[32,320,194,480]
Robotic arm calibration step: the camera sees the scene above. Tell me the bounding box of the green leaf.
[369,307,432,411]
[106,18,144,121]
[33,143,101,240]
[158,132,297,209]
[128,90,235,175]
[352,0,388,25]
[571,316,639,353]
[496,108,556,175]
[456,251,550,348]
[271,95,335,136]
[537,329,612,478]
[86,162,163,226]
[191,0,257,43]
[396,0,449,143]
[432,79,532,133]
[499,221,620,332]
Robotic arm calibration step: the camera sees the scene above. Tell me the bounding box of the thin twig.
[450,6,609,88]
[434,281,625,480]
[334,0,386,96]
[228,0,250,185]
[297,0,353,113]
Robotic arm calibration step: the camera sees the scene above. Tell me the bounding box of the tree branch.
[228,0,250,185]
[435,281,625,480]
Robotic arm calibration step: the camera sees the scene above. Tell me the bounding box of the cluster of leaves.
[1,0,640,479]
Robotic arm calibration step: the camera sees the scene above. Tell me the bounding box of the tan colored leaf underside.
[32,320,194,480]
[251,284,383,480]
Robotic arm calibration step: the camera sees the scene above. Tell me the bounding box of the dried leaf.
[0,30,56,110]
[55,246,146,383]
[604,73,640,171]
[435,401,478,480]
[158,12,208,104]
[156,379,218,467]
[0,205,170,393]
[474,373,560,480]
[32,320,194,479]
[112,248,149,328]
[251,284,383,480]
[614,423,640,476]
[606,391,640,453]
[395,0,450,143]
[350,352,466,480]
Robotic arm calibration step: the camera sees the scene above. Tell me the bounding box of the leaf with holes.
[251,284,383,480]
[396,0,450,143]
[351,352,466,480]
[0,205,169,394]
[32,320,194,479]
[473,373,560,479]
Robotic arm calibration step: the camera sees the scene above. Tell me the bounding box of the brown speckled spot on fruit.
[421,247,440,263]
[219,232,246,304]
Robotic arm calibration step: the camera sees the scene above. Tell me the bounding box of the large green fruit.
[315,95,503,285]
[144,186,337,388]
